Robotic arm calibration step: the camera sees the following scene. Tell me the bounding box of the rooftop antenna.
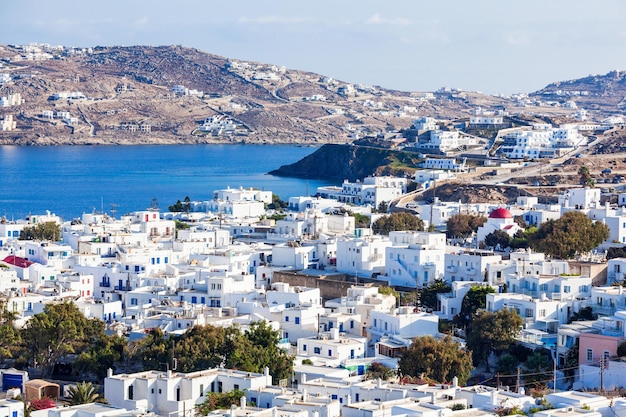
[149,197,159,211]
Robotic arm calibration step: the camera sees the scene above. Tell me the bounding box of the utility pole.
[600,355,605,395]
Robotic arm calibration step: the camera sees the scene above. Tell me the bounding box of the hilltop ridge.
[1,44,621,146]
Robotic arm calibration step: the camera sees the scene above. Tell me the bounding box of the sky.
[2,0,626,95]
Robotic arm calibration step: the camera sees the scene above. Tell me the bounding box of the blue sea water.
[0,144,336,220]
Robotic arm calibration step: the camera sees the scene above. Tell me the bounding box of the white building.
[384,232,446,288]
[367,307,439,355]
[336,236,390,278]
[105,367,273,416]
[296,328,367,365]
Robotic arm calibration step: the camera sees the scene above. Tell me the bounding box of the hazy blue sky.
[2,0,625,94]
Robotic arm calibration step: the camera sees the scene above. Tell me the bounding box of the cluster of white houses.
[5,184,626,415]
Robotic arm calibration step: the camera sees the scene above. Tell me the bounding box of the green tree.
[131,328,171,371]
[268,194,287,210]
[456,285,496,328]
[495,353,520,388]
[74,334,126,381]
[353,213,370,228]
[232,321,294,384]
[171,325,233,372]
[0,300,21,365]
[366,362,396,381]
[21,301,106,378]
[196,389,246,415]
[372,212,424,235]
[64,381,103,405]
[465,309,523,370]
[20,222,61,241]
[509,229,530,250]
[174,219,190,232]
[445,214,487,239]
[607,246,626,260]
[578,166,594,187]
[528,211,609,259]
[377,201,389,213]
[168,200,184,212]
[418,279,451,311]
[523,351,552,389]
[398,335,473,385]
[483,230,511,250]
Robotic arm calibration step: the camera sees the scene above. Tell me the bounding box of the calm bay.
[0,144,335,220]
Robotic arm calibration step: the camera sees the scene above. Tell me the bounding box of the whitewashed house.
[383,232,446,288]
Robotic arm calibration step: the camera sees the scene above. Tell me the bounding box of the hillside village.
[1,180,626,417]
[5,42,626,417]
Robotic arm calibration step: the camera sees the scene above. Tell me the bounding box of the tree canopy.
[418,279,451,311]
[484,230,511,250]
[20,222,61,241]
[456,285,495,328]
[465,309,523,369]
[133,321,294,385]
[528,211,609,259]
[21,301,107,378]
[372,212,424,235]
[446,214,487,239]
[398,335,473,385]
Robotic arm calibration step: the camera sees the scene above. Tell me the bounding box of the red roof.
[489,208,513,219]
[2,255,34,268]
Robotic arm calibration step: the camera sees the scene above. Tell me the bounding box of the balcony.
[446,265,458,273]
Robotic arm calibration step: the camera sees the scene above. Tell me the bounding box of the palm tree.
[64,381,103,405]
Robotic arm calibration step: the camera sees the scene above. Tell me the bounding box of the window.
[328,349,332,357]
[564,286,571,293]
[234,384,239,391]
[200,384,204,397]
[285,316,289,322]
[128,385,134,400]
[303,344,307,351]
[314,347,321,354]
[218,381,223,393]
[586,348,593,362]
[295,317,300,325]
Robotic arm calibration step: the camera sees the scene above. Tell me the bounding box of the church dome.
[489,208,513,219]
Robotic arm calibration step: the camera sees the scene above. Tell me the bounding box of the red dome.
[489,208,513,219]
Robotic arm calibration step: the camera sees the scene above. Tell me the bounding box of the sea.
[0,144,337,221]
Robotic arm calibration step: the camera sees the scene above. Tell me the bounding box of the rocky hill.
[531,70,626,113]
[2,44,613,146]
[269,144,423,181]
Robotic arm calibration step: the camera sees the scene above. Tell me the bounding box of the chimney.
[347,394,352,406]
[301,373,307,384]
[452,376,458,388]
[107,368,113,378]
[166,369,172,379]
[241,396,246,410]
[264,366,270,377]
